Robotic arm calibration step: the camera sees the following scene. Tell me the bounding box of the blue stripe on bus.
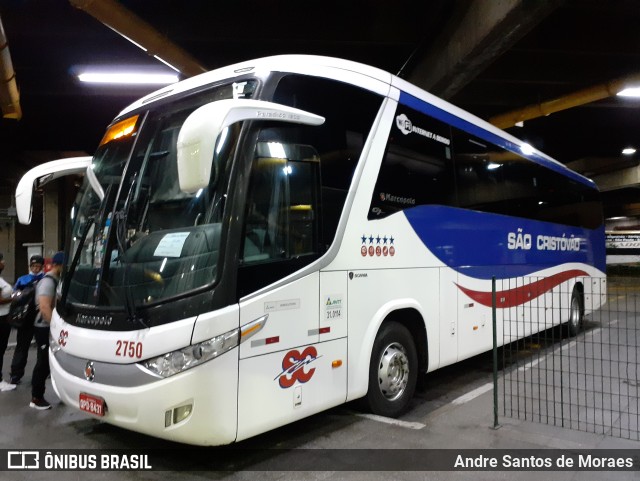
[403,205,606,279]
[398,91,594,189]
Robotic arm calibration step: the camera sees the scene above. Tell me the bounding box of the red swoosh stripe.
[456,270,588,308]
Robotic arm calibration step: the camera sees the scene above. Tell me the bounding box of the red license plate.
[79,392,106,417]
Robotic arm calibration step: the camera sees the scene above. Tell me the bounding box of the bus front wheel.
[365,321,418,418]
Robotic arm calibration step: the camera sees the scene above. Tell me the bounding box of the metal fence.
[493,275,640,440]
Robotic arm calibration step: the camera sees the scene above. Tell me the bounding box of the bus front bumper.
[50,348,239,446]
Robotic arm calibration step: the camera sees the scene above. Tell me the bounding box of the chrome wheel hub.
[377,342,410,401]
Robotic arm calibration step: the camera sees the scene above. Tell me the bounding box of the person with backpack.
[8,254,45,385]
[0,253,17,392]
[30,251,64,410]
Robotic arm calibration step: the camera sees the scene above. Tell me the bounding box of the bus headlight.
[141,329,239,378]
[138,314,268,378]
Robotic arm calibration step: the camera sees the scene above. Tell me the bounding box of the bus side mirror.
[15,156,92,225]
[176,99,325,193]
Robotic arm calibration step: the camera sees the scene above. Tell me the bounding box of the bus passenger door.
[237,272,321,442]
[235,149,345,441]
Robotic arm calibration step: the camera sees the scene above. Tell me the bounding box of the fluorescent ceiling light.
[622,148,636,155]
[78,72,179,85]
[607,216,628,220]
[617,87,640,98]
[487,163,501,170]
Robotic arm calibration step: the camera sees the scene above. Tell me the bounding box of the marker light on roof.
[99,115,139,146]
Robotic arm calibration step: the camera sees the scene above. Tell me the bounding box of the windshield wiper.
[113,174,149,329]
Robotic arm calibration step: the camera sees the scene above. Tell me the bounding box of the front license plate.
[79,392,106,417]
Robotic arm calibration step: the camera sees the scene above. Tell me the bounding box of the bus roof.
[117,54,596,190]
[118,55,393,117]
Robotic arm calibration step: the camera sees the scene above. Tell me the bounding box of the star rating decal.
[360,234,396,257]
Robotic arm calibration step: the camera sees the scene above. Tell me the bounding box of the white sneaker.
[0,380,17,391]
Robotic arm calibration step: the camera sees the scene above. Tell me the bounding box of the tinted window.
[237,75,382,296]
[453,127,602,229]
[273,74,382,243]
[367,106,602,230]
[369,104,454,220]
[242,143,320,264]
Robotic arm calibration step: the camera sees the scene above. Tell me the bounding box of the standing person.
[9,254,45,384]
[0,253,17,392]
[30,251,64,410]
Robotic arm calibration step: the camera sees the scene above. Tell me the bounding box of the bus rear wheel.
[365,321,417,418]
[567,287,584,336]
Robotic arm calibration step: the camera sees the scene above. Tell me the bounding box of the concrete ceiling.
[1,0,639,220]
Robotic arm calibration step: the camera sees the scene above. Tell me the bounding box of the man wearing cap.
[30,251,64,410]
[0,253,17,391]
[9,254,45,385]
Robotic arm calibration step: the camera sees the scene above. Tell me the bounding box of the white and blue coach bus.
[17,55,605,445]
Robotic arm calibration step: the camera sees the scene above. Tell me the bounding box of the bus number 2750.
[115,340,143,359]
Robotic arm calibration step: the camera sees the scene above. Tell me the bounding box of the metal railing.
[492,275,639,440]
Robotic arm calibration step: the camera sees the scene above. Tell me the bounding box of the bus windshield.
[64,80,256,311]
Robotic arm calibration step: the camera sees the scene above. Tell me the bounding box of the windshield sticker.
[396,113,450,145]
[154,232,190,258]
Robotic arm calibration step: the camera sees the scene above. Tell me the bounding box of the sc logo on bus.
[275,347,321,388]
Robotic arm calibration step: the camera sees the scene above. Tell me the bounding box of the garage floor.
[1,319,638,480]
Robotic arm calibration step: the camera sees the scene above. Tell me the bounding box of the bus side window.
[237,74,383,298]
[238,145,321,297]
[452,127,603,229]
[241,149,320,264]
[368,105,454,219]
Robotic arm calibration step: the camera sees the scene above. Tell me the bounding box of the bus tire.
[365,321,418,418]
[567,287,584,336]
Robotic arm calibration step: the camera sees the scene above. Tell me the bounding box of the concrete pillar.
[0,217,16,282]
[593,166,640,192]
